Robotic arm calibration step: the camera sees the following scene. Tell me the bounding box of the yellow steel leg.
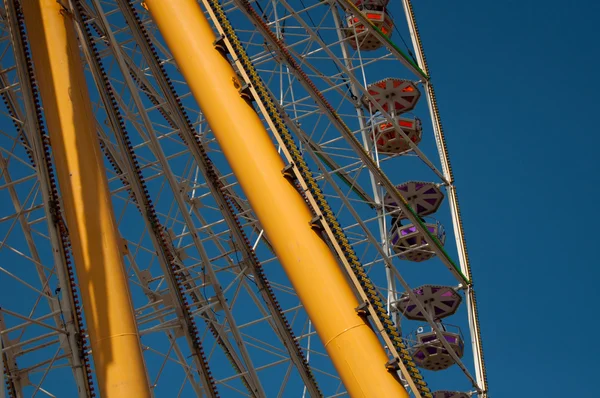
[144,1,408,396]
[21,1,151,397]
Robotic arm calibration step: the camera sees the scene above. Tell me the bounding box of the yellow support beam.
[144,1,408,396]
[21,1,151,397]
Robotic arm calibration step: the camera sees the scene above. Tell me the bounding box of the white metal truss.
[0,0,487,397]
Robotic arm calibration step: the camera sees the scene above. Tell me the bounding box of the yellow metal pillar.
[21,1,151,397]
[144,1,408,396]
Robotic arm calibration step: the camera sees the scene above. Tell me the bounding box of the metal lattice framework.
[0,0,487,397]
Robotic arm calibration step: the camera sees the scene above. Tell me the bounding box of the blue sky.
[415,1,600,396]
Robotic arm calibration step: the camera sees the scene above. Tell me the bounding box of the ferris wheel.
[0,0,488,397]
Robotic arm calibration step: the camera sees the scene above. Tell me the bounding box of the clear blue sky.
[415,0,599,396]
